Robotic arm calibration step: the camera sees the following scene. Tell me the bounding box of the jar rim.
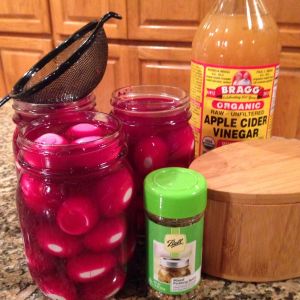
[17,111,122,150]
[111,85,189,115]
[12,93,96,115]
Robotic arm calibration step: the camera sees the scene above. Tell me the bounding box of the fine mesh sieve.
[0,11,121,107]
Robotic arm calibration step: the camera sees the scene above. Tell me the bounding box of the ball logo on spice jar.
[164,234,186,254]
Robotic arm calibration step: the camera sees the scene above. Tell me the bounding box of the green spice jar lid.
[144,167,207,219]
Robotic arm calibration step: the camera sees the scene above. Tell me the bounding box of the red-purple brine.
[111,85,195,233]
[12,94,96,161]
[16,111,136,300]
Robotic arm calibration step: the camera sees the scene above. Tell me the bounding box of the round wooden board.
[190,138,300,204]
[189,138,300,281]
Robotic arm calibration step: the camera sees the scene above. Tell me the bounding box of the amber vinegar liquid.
[190,0,281,156]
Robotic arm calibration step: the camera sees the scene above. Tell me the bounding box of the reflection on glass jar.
[158,257,191,283]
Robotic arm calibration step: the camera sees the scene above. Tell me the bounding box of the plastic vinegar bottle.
[190,0,281,156]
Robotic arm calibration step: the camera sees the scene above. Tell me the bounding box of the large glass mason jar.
[111,85,195,233]
[16,111,136,300]
[12,94,96,159]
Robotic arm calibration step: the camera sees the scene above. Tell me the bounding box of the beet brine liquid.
[12,94,96,160]
[111,85,195,233]
[16,112,136,300]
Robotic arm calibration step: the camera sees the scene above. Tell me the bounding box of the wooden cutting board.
[190,138,300,282]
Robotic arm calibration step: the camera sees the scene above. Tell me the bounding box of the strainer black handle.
[0,95,10,107]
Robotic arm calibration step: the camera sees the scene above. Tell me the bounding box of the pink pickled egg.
[25,244,57,275]
[164,125,195,161]
[23,133,68,170]
[35,133,69,145]
[36,224,82,257]
[116,236,136,265]
[133,136,168,175]
[20,173,63,214]
[83,216,126,252]
[95,167,134,217]
[80,268,126,300]
[65,123,105,140]
[66,252,116,283]
[71,135,102,144]
[39,274,77,300]
[57,195,98,236]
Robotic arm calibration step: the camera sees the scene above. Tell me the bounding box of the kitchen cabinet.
[0,36,53,94]
[265,0,300,47]
[0,0,299,139]
[128,0,300,47]
[50,0,127,43]
[128,46,191,92]
[95,44,131,113]
[0,0,51,34]
[127,0,208,42]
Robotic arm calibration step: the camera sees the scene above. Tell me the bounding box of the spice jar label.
[147,219,203,295]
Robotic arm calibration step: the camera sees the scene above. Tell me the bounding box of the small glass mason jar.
[111,86,195,233]
[12,93,96,159]
[158,258,191,283]
[16,111,136,300]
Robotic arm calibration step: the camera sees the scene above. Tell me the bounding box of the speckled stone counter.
[1,105,300,300]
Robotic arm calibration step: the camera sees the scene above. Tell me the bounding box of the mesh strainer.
[0,11,121,107]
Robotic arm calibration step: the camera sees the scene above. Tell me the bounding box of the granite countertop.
[1,105,300,300]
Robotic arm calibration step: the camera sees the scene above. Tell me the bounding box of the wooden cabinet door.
[50,0,127,43]
[127,0,206,42]
[0,36,53,94]
[272,52,300,138]
[128,46,191,92]
[0,0,51,34]
[264,0,300,48]
[94,44,131,113]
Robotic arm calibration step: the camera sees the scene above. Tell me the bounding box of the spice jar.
[16,111,136,300]
[144,167,207,299]
[111,85,195,233]
[12,93,96,159]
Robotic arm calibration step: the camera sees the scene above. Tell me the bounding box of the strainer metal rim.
[11,11,121,100]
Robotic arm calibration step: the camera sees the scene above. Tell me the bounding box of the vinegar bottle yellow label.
[189,0,281,156]
[190,61,279,156]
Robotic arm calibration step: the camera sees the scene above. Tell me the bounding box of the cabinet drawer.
[0,0,51,34]
[50,0,127,41]
[0,36,53,92]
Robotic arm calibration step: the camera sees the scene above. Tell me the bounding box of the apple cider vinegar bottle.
[190,0,281,156]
